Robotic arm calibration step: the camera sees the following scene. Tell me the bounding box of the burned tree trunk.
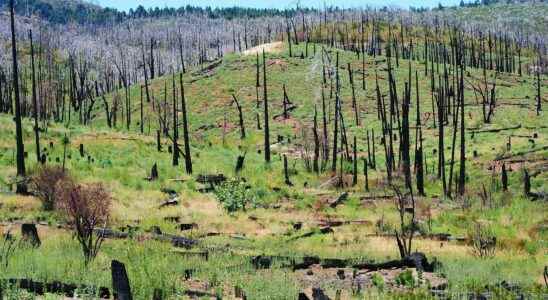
[332,53,340,172]
[140,85,144,134]
[179,74,192,174]
[313,105,320,173]
[363,158,369,192]
[231,95,246,139]
[172,74,179,167]
[30,29,41,164]
[256,53,261,130]
[401,82,412,191]
[348,63,359,126]
[263,50,271,163]
[352,136,358,187]
[501,163,508,191]
[284,155,292,186]
[458,62,466,196]
[10,0,26,193]
[537,54,542,116]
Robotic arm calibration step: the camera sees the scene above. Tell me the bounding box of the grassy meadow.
[0,39,547,299]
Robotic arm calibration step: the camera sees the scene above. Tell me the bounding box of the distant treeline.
[4,0,543,25]
[4,0,311,25]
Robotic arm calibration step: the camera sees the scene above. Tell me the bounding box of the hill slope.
[1,39,547,298]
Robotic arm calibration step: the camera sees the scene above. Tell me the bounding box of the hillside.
[0,34,547,298]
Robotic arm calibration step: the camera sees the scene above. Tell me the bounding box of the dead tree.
[415,71,425,196]
[179,74,192,174]
[140,86,144,134]
[321,87,329,169]
[10,0,26,193]
[284,155,292,186]
[263,50,271,163]
[312,105,320,173]
[393,184,416,259]
[29,29,41,164]
[401,81,412,191]
[501,163,508,191]
[347,63,359,126]
[172,74,179,166]
[231,95,246,139]
[352,136,358,186]
[332,52,340,172]
[255,53,261,130]
[536,54,542,115]
[458,61,466,196]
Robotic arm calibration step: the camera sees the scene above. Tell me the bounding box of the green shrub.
[371,273,385,291]
[213,180,257,213]
[395,269,416,288]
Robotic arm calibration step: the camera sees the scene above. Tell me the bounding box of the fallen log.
[95,228,198,248]
[159,199,179,208]
[328,192,349,208]
[288,226,334,241]
[3,279,110,299]
[469,124,521,134]
[353,252,436,272]
[495,146,548,161]
[173,250,209,261]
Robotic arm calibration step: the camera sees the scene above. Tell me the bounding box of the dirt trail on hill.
[242,41,283,56]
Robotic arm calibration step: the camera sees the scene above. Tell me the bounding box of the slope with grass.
[0,37,547,299]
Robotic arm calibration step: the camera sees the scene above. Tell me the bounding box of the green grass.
[0,38,546,298]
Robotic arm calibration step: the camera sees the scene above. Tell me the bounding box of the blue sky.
[93,0,463,11]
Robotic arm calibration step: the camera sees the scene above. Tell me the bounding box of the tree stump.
[21,224,40,247]
[150,163,159,181]
[79,144,85,157]
[111,260,132,300]
[235,155,245,173]
[152,289,163,300]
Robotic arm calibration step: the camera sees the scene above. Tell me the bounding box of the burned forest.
[0,0,547,299]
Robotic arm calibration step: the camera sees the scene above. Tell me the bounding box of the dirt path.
[242,41,283,56]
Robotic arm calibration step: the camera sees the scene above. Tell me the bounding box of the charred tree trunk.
[172,74,179,167]
[313,105,320,173]
[537,54,542,116]
[256,53,261,130]
[180,74,192,174]
[332,53,340,172]
[10,0,26,193]
[501,163,508,191]
[458,62,466,196]
[30,29,41,164]
[263,50,271,163]
[232,94,246,139]
[284,155,292,186]
[352,136,358,187]
[401,82,412,191]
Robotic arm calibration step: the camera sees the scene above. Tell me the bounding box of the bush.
[213,180,257,213]
[55,179,111,265]
[371,273,385,291]
[30,166,70,211]
[469,221,497,258]
[395,269,416,288]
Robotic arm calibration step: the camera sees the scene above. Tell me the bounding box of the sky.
[93,0,463,11]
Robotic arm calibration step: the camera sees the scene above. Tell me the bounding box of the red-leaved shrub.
[55,179,111,265]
